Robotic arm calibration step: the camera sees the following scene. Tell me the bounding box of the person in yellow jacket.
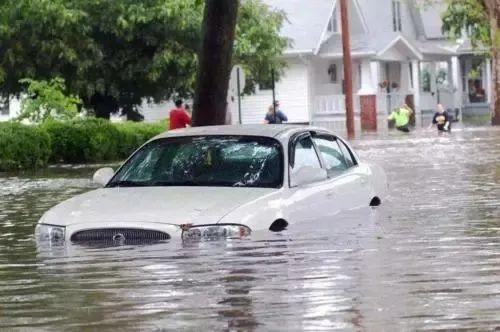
[387,104,413,133]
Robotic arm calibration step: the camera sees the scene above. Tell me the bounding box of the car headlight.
[35,224,66,242]
[181,224,251,240]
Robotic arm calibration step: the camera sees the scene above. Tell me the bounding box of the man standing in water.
[387,103,413,133]
[429,104,451,133]
[264,101,288,124]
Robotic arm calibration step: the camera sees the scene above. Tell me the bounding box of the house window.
[436,62,448,87]
[327,8,338,33]
[461,61,467,92]
[328,64,338,83]
[420,62,431,92]
[392,1,402,32]
[467,58,486,103]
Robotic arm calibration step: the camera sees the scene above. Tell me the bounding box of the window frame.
[392,0,402,32]
[327,8,339,34]
[288,131,324,187]
[310,132,359,178]
[336,138,359,168]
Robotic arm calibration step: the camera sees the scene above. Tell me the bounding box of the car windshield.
[108,135,283,188]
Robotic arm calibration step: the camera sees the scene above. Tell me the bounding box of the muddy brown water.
[0,127,499,330]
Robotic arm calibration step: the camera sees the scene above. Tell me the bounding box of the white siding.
[239,60,310,124]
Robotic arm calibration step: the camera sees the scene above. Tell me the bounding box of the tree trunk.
[482,0,500,125]
[489,5,500,125]
[192,0,239,127]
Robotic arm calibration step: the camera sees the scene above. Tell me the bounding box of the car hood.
[41,186,277,227]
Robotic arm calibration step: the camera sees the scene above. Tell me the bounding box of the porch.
[310,48,488,128]
[311,57,419,129]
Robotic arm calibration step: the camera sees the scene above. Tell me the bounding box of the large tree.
[441,0,500,125]
[0,0,286,120]
[192,0,239,126]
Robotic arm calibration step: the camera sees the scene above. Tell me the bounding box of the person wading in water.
[263,101,288,124]
[387,103,413,133]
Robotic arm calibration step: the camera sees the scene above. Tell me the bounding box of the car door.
[336,137,372,207]
[284,132,331,225]
[311,133,370,213]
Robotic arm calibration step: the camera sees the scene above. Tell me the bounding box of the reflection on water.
[1,127,499,330]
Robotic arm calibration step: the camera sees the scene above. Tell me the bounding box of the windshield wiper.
[107,180,150,188]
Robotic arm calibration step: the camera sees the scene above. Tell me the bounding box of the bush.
[0,122,51,171]
[41,119,166,164]
[1,119,166,169]
[75,119,122,162]
[41,120,88,163]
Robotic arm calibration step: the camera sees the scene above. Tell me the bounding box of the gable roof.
[378,35,423,60]
[262,0,335,54]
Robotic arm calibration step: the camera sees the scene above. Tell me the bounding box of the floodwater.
[1,126,499,330]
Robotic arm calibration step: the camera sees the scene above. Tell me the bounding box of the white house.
[236,0,493,130]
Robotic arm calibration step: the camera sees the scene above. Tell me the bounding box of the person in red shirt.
[169,99,191,130]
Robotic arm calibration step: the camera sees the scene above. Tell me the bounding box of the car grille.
[71,228,170,242]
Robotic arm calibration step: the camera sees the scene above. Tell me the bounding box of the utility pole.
[271,68,276,117]
[340,0,355,138]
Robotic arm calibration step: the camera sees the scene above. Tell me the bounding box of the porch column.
[411,60,421,114]
[370,61,381,91]
[451,56,462,110]
[485,58,492,104]
[358,60,377,130]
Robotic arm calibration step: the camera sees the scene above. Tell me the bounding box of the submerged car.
[35,125,387,243]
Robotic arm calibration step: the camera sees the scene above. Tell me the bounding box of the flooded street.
[1,127,499,330]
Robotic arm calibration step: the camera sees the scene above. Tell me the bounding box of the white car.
[35,125,387,243]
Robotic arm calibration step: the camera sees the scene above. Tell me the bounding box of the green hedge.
[0,119,166,171]
[114,121,166,158]
[0,122,51,171]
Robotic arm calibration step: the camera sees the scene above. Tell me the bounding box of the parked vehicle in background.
[35,125,388,244]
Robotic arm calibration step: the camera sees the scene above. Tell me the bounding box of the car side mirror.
[93,167,114,187]
[291,166,327,187]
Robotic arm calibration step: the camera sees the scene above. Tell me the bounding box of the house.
[236,0,493,130]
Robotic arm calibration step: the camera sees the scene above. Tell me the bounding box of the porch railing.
[313,94,360,115]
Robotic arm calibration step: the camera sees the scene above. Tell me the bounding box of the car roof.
[153,124,329,140]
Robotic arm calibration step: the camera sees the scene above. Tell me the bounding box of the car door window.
[312,135,348,176]
[337,140,357,168]
[291,135,322,174]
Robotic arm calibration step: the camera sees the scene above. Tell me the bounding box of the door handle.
[359,178,368,185]
[326,190,335,198]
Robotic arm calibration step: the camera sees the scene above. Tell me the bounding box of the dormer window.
[392,1,402,32]
[327,8,338,33]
